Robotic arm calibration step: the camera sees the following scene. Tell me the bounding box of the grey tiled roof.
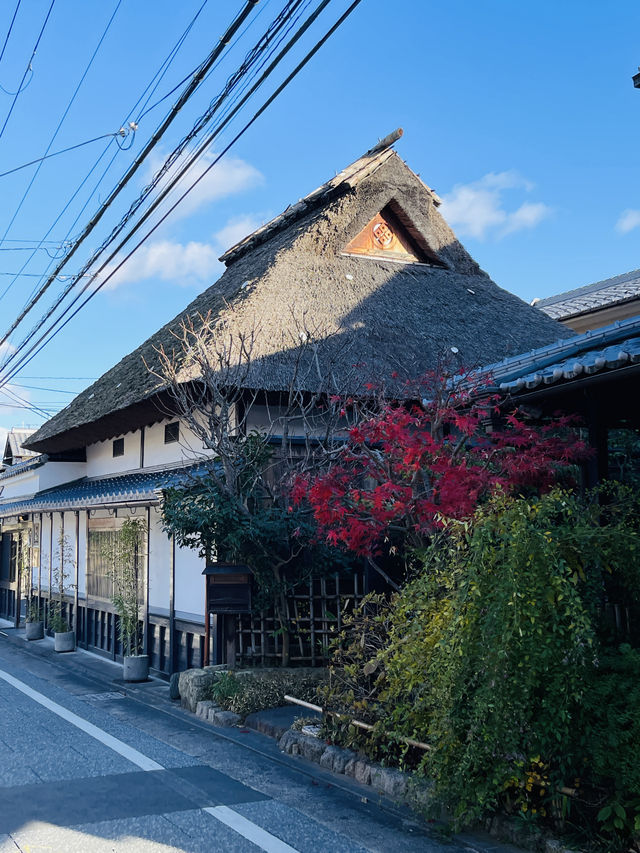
[481,315,640,394]
[537,269,640,320]
[3,428,38,464]
[0,454,47,481]
[0,463,208,517]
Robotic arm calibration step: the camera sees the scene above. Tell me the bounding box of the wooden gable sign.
[344,203,444,266]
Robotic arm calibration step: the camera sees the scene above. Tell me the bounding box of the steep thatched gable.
[26,132,572,454]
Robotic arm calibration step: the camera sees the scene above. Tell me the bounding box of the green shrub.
[320,486,640,842]
[210,669,327,718]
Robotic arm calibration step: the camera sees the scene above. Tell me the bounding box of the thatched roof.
[26,131,572,454]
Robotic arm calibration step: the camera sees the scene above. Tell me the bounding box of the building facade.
[0,131,570,674]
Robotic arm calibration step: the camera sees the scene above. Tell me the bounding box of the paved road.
[0,630,497,853]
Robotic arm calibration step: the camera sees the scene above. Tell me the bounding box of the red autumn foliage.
[294,370,589,557]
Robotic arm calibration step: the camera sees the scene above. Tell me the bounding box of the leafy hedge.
[321,487,640,848]
[210,669,327,718]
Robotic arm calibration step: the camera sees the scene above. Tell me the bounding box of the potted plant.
[21,530,44,640]
[105,517,148,681]
[25,599,44,641]
[51,531,75,652]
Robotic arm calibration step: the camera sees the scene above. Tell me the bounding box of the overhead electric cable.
[0,0,55,141]
[0,0,122,271]
[0,1,21,67]
[0,0,325,376]
[2,0,298,324]
[0,0,364,386]
[0,0,299,348]
[0,385,51,419]
[0,0,260,328]
[0,131,127,180]
[0,3,218,313]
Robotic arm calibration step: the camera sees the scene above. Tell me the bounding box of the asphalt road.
[0,628,502,853]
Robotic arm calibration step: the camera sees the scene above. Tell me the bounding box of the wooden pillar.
[84,511,90,649]
[224,615,236,668]
[143,506,150,656]
[73,511,79,637]
[585,391,609,489]
[14,530,21,629]
[37,512,42,606]
[203,575,210,667]
[60,512,65,626]
[169,534,176,672]
[47,512,53,628]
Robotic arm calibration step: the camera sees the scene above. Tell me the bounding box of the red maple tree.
[293,370,588,558]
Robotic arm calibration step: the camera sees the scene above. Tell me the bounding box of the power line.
[0,0,21,67]
[0,0,55,141]
[0,130,129,181]
[8,383,78,394]
[14,375,96,380]
[4,0,312,357]
[0,0,364,387]
[0,0,215,313]
[0,0,261,331]
[0,0,320,379]
[0,385,51,419]
[0,0,122,267]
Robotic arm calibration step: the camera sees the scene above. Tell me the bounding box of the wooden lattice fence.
[237,569,366,666]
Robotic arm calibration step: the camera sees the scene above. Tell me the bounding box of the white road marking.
[0,666,302,852]
[204,806,300,853]
[0,668,163,771]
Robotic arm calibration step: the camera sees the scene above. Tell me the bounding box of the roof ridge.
[483,314,640,383]
[219,129,405,265]
[537,268,640,307]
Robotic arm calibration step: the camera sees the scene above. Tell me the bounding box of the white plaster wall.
[247,404,350,438]
[86,432,141,477]
[77,510,87,597]
[174,543,206,622]
[38,512,52,592]
[148,507,171,615]
[143,419,210,468]
[60,511,78,595]
[39,462,87,491]
[0,470,40,500]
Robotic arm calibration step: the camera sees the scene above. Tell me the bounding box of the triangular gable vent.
[344,202,445,266]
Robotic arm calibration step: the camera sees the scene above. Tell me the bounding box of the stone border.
[176,669,584,853]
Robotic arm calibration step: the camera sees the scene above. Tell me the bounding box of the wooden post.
[169,534,176,672]
[37,512,42,608]
[585,391,609,489]
[14,531,21,629]
[60,512,65,627]
[47,512,53,628]
[224,614,236,667]
[73,511,79,638]
[203,575,210,667]
[84,511,90,649]
[143,506,150,656]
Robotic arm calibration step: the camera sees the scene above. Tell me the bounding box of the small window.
[164,422,179,444]
[112,438,124,457]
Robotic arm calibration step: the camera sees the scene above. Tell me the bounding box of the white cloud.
[98,214,266,290]
[440,171,551,240]
[101,240,222,290]
[214,215,263,254]
[144,149,263,224]
[616,209,640,234]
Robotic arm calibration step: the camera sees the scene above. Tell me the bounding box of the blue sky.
[0,0,638,435]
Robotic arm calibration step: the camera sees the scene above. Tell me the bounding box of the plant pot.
[123,654,149,682]
[54,630,75,652]
[25,620,44,641]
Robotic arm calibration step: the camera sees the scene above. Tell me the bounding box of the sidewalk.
[0,625,528,853]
